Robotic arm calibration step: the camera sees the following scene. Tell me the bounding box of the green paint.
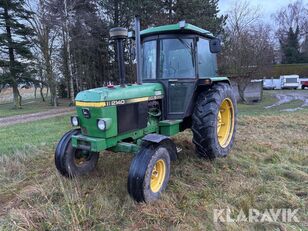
[75,83,164,102]
[109,142,140,153]
[71,134,106,152]
[141,22,214,38]
[71,109,159,152]
[76,106,117,138]
[159,120,182,136]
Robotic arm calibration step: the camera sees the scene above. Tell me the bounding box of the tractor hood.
[75,83,164,103]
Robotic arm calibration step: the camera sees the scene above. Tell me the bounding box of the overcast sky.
[218,0,308,25]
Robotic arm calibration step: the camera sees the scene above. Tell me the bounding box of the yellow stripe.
[76,95,164,108]
[126,97,149,103]
[75,101,106,107]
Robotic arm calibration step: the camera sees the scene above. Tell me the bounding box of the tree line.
[0,0,307,107]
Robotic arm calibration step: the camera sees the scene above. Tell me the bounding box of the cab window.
[197,38,217,77]
[142,40,157,79]
[159,38,195,78]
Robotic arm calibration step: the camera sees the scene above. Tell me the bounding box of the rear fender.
[183,77,231,120]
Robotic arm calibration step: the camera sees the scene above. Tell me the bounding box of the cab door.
[158,36,197,120]
[167,79,196,119]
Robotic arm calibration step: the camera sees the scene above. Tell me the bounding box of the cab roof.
[140,21,215,38]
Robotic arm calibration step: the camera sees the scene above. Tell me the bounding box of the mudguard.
[142,134,177,161]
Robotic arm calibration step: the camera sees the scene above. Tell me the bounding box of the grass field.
[0,91,307,230]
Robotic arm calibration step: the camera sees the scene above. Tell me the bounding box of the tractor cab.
[139,22,221,119]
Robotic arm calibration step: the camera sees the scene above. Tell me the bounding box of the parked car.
[280,75,300,89]
[262,78,281,90]
[301,80,308,89]
[263,79,275,90]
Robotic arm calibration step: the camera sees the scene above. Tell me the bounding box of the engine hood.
[75,83,164,103]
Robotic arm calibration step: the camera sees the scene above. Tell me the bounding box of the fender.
[184,77,231,118]
[142,134,177,161]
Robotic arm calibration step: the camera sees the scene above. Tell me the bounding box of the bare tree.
[219,0,274,102]
[273,0,308,63]
[26,0,58,106]
[63,0,74,104]
[273,0,308,39]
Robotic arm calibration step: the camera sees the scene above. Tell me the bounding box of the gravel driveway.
[0,108,74,128]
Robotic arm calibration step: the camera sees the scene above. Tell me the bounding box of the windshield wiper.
[177,37,195,67]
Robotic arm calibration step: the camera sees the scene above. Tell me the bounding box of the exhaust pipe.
[135,16,142,84]
[109,27,128,87]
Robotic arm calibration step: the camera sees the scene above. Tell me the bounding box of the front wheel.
[127,143,171,203]
[55,129,99,177]
[192,83,237,159]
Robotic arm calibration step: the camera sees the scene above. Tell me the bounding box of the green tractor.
[55,18,237,203]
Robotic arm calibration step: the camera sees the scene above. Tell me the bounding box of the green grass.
[0,92,307,230]
[0,115,72,156]
[0,98,71,118]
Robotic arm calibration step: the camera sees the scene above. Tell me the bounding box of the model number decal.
[102,95,164,107]
[109,100,126,106]
[149,95,163,100]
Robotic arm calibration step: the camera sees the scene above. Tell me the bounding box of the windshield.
[142,38,196,80]
[160,38,195,78]
[142,40,157,79]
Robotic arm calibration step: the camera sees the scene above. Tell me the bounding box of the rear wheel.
[192,83,237,159]
[55,129,99,177]
[127,143,171,203]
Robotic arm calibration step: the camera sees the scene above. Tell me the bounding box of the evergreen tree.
[300,35,308,63]
[0,0,34,108]
[173,0,227,35]
[280,27,301,64]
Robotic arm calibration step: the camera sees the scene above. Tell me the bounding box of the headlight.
[71,116,79,126]
[97,119,106,130]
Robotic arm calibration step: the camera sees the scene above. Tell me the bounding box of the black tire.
[192,83,237,159]
[55,129,99,177]
[127,142,171,203]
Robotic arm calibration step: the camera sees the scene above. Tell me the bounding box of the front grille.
[117,102,148,134]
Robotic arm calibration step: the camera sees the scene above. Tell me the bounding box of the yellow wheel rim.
[150,159,166,193]
[217,98,234,148]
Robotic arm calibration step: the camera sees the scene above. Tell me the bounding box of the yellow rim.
[150,159,166,193]
[217,98,234,148]
[74,150,90,166]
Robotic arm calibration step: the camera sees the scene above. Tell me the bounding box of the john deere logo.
[82,108,91,119]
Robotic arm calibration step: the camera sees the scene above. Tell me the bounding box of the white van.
[280,75,300,89]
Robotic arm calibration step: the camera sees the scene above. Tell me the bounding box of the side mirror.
[209,38,221,53]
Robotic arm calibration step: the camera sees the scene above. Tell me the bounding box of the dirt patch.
[0,108,74,127]
[265,91,308,111]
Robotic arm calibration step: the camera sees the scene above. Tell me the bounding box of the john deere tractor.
[55,18,237,203]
